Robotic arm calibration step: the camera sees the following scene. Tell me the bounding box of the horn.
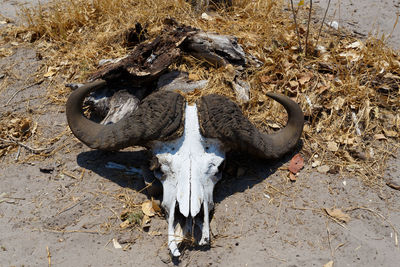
[66,80,185,151]
[197,93,304,159]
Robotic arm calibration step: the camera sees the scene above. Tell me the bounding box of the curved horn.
[66,80,185,151]
[197,93,304,159]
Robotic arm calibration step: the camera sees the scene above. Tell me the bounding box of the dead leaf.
[0,48,13,58]
[289,172,297,182]
[383,129,398,138]
[346,41,364,49]
[142,214,151,228]
[149,231,162,236]
[289,80,299,88]
[325,208,350,223]
[188,73,200,81]
[339,51,361,62]
[120,220,130,229]
[264,58,274,65]
[323,261,334,267]
[289,154,304,174]
[386,180,400,191]
[260,75,271,83]
[327,141,339,152]
[298,73,313,85]
[142,200,156,217]
[374,134,387,140]
[44,66,59,78]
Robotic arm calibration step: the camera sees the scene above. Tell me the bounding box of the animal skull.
[66,79,304,256]
[151,104,225,256]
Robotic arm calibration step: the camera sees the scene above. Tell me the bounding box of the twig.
[0,137,53,154]
[316,0,331,47]
[290,0,303,51]
[14,146,21,161]
[326,220,334,259]
[61,170,79,180]
[46,246,51,267]
[56,197,87,215]
[40,228,102,234]
[305,0,313,56]
[5,80,43,106]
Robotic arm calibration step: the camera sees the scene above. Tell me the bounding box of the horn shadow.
[214,140,304,204]
[76,149,150,192]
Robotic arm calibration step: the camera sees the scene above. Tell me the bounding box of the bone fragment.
[157,71,208,92]
[232,78,250,103]
[167,201,181,257]
[199,200,210,245]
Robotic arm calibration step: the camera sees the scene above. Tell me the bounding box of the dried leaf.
[260,75,271,83]
[323,261,334,267]
[325,208,350,223]
[142,214,151,228]
[298,73,313,85]
[339,51,361,62]
[44,66,58,78]
[374,134,387,140]
[264,58,274,65]
[327,141,339,152]
[0,48,13,58]
[289,80,299,88]
[289,172,297,182]
[289,154,304,174]
[346,41,364,49]
[120,220,130,229]
[383,129,398,138]
[142,200,156,217]
[149,231,162,236]
[188,73,200,81]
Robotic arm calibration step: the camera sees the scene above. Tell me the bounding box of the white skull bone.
[151,103,225,256]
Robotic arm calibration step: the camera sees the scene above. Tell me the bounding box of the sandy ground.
[1,1,400,267]
[315,0,400,49]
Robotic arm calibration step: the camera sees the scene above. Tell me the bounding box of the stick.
[46,246,51,267]
[290,0,303,51]
[5,80,43,106]
[305,0,313,56]
[316,0,331,48]
[0,137,53,154]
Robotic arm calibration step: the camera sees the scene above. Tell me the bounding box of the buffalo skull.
[66,79,304,256]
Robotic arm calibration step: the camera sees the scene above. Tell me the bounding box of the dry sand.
[1,1,400,267]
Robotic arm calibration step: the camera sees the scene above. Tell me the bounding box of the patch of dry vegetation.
[0,0,399,185]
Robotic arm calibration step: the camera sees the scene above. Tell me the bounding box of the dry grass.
[0,0,399,185]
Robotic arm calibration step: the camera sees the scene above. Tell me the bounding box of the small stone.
[159,249,171,264]
[317,165,330,174]
[117,232,136,244]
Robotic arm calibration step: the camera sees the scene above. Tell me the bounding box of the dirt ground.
[315,0,400,50]
[1,1,400,267]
